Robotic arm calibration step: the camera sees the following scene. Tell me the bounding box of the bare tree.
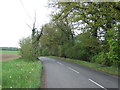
[26,12,43,59]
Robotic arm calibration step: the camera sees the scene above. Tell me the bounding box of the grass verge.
[48,56,120,77]
[0,61,2,90]
[2,58,42,88]
[0,50,19,54]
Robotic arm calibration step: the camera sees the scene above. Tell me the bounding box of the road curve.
[39,57,119,89]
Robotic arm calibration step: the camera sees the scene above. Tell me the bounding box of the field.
[0,50,19,61]
[1,50,42,88]
[0,50,19,54]
[2,53,20,61]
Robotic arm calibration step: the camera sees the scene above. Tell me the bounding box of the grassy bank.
[2,58,42,88]
[0,50,19,54]
[0,61,2,90]
[48,56,120,76]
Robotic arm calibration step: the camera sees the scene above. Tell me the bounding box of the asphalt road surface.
[39,57,119,89]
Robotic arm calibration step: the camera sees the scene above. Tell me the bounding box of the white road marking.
[89,79,107,90]
[67,67,79,74]
[57,62,63,65]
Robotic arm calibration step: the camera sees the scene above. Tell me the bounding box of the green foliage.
[63,42,90,61]
[19,37,36,61]
[106,28,120,66]
[91,52,108,65]
[72,43,89,60]
[91,28,120,66]
[39,2,120,67]
[57,45,65,57]
[41,48,49,56]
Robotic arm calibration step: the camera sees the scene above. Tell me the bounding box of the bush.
[57,45,66,57]
[64,43,90,61]
[73,43,90,61]
[41,48,49,56]
[91,52,111,66]
[19,37,36,61]
[106,29,119,66]
[65,46,74,58]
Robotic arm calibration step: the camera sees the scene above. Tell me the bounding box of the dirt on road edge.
[41,61,46,88]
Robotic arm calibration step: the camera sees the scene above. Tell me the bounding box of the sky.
[0,0,52,48]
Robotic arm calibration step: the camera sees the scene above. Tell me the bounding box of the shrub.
[19,37,36,61]
[106,29,120,66]
[41,48,49,56]
[91,52,111,66]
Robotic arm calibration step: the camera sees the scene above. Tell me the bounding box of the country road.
[39,57,119,89]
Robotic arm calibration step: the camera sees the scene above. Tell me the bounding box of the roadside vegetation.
[0,61,2,90]
[49,56,120,76]
[1,2,119,89]
[2,49,42,88]
[2,58,42,88]
[39,2,119,75]
[19,2,119,76]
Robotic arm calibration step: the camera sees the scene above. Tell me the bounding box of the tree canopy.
[19,2,120,66]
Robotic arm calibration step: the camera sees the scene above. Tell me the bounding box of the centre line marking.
[89,79,107,90]
[57,62,63,65]
[68,67,79,74]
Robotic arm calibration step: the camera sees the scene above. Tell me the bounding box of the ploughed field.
[1,53,20,61]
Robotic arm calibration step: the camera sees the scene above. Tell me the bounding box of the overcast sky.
[0,0,52,48]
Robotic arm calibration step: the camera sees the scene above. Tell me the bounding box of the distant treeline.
[0,47,18,51]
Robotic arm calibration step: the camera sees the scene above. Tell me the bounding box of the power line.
[19,0,33,22]
[19,0,41,30]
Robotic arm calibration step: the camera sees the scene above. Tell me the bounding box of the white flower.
[29,72,31,73]
[10,86,12,88]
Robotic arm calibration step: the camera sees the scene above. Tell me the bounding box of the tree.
[48,2,120,66]
[26,13,43,59]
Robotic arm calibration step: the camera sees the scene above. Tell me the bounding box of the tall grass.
[0,61,2,90]
[2,58,42,88]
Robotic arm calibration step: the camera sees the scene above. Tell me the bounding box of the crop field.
[0,50,19,54]
[0,50,20,61]
[2,53,20,61]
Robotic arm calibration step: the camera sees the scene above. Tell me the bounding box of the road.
[39,57,119,89]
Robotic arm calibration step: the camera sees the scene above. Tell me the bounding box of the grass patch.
[2,58,42,88]
[48,56,120,76]
[0,61,2,90]
[0,50,19,54]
